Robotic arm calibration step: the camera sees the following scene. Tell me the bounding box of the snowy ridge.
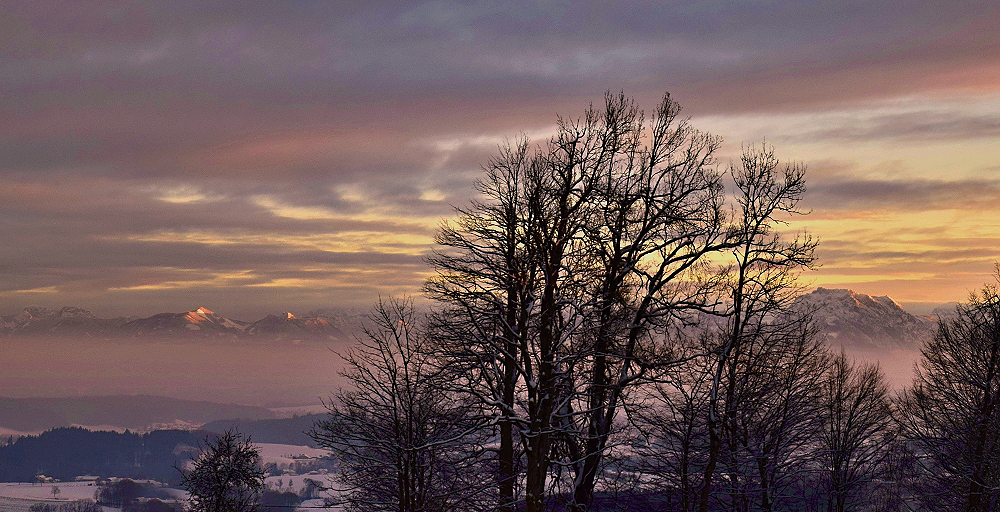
[0,306,130,336]
[0,305,363,341]
[790,287,935,350]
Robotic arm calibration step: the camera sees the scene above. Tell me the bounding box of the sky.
[2,0,999,321]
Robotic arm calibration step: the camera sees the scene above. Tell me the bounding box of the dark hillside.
[0,396,276,433]
[201,414,325,447]
[0,427,204,483]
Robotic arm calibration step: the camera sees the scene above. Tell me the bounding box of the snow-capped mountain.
[790,288,936,350]
[246,311,352,341]
[0,293,945,348]
[0,306,130,336]
[930,303,960,324]
[0,305,363,341]
[120,306,249,337]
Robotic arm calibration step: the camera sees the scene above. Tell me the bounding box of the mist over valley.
[0,286,947,430]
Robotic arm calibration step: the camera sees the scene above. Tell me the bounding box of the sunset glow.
[1,1,998,319]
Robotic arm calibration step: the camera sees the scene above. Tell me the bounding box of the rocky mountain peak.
[791,287,935,350]
[57,306,97,318]
[18,306,54,322]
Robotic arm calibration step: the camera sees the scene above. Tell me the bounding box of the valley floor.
[0,482,108,511]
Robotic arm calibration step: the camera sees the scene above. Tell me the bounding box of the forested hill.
[201,414,325,447]
[0,427,204,483]
[0,395,275,433]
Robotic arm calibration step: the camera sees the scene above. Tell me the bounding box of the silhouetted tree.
[180,429,265,512]
[260,490,300,511]
[699,143,817,512]
[310,298,492,512]
[819,352,895,512]
[426,137,536,512]
[428,90,737,512]
[716,314,828,511]
[900,273,1000,511]
[95,478,142,508]
[631,338,714,512]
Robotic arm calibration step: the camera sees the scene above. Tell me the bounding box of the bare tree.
[427,139,538,512]
[899,273,1000,511]
[715,313,829,511]
[428,91,734,512]
[180,429,265,512]
[560,92,728,512]
[631,337,714,512]
[700,144,818,512]
[310,298,492,512]
[819,352,895,512]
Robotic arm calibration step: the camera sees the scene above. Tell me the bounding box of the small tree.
[51,485,60,499]
[180,429,265,512]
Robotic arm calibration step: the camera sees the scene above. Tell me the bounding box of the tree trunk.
[699,414,721,512]
[757,456,772,512]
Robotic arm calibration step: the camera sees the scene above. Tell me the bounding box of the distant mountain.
[930,302,960,324]
[0,305,364,341]
[120,306,248,338]
[246,311,353,341]
[790,287,936,350]
[0,395,276,433]
[0,294,948,349]
[0,306,130,337]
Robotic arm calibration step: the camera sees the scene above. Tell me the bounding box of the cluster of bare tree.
[309,92,1000,511]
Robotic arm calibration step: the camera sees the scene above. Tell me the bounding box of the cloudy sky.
[3,0,998,320]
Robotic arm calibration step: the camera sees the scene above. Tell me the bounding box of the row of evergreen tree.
[0,427,201,483]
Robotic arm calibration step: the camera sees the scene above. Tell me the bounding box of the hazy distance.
[0,337,351,407]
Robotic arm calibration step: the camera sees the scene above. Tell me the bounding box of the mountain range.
[1,287,953,349]
[0,305,364,341]
[0,288,954,436]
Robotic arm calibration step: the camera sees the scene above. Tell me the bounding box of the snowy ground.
[0,482,113,511]
[0,481,100,502]
[0,480,336,512]
[256,442,329,466]
[0,443,334,511]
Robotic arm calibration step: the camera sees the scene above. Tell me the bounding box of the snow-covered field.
[256,442,330,466]
[0,444,335,511]
[0,480,336,512]
[0,481,115,511]
[0,481,100,502]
